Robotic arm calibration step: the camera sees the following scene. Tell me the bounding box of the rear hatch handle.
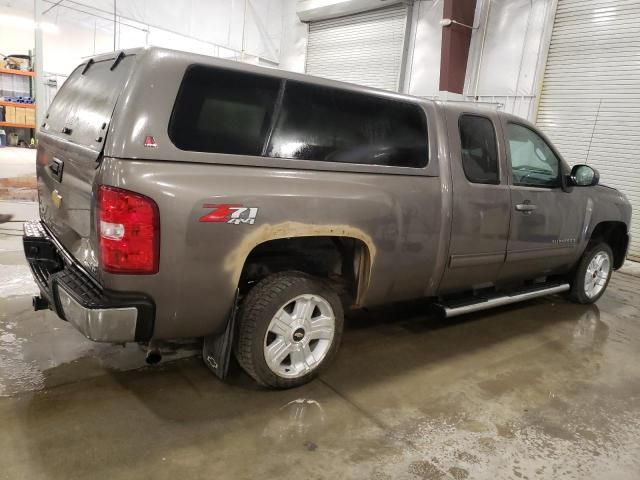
[49,157,64,182]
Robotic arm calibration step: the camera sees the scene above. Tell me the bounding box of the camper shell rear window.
[43,54,136,150]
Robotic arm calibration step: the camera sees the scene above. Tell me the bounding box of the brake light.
[97,185,160,274]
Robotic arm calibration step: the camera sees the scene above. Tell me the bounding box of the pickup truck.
[23,47,631,389]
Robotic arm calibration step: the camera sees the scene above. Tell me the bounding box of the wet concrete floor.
[1,235,640,479]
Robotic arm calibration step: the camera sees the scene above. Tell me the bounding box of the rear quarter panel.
[97,159,444,339]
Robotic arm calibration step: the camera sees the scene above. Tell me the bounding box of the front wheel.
[235,271,344,389]
[569,242,613,304]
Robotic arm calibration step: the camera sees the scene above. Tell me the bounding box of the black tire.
[235,271,344,389]
[569,242,614,304]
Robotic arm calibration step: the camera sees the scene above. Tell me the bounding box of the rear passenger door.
[439,110,511,293]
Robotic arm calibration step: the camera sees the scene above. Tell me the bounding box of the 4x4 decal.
[199,204,259,225]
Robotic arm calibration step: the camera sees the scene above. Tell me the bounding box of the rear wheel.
[569,242,613,304]
[235,271,343,389]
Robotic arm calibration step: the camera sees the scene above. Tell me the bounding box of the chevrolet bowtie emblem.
[51,189,62,208]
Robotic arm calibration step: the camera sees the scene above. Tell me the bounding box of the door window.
[507,123,561,188]
[458,115,499,184]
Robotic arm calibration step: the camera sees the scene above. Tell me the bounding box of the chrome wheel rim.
[263,294,335,379]
[584,251,611,299]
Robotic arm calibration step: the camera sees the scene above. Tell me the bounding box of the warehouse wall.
[1,0,557,121]
[279,0,556,118]
[464,0,556,119]
[1,0,288,73]
[279,0,446,97]
[0,16,35,55]
[279,0,308,72]
[404,0,443,97]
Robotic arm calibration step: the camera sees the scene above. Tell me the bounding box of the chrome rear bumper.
[56,285,138,342]
[23,221,154,343]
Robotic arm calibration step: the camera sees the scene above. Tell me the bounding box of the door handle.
[515,203,537,213]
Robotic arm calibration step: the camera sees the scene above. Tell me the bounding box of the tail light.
[97,185,160,274]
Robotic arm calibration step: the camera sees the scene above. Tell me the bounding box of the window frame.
[166,64,436,177]
[457,113,501,185]
[505,122,563,190]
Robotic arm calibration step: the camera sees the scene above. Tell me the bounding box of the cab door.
[439,110,511,293]
[499,121,583,281]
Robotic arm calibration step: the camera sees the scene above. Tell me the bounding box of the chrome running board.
[437,283,570,318]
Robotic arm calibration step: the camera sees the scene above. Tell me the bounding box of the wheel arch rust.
[224,222,376,306]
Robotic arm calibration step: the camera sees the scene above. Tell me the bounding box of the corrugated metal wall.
[537,0,640,259]
[305,4,408,91]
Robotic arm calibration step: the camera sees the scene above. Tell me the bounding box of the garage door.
[536,0,640,259]
[305,4,408,91]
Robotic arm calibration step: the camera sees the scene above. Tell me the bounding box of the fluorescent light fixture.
[0,14,59,33]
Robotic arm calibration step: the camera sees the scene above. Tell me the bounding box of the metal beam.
[34,0,46,131]
[439,0,477,94]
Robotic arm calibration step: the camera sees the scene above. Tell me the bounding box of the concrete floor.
[1,231,640,480]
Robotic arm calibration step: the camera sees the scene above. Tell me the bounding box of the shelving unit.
[0,101,36,109]
[0,121,36,129]
[0,62,36,140]
[0,67,35,77]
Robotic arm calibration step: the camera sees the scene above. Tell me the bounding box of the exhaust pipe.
[32,296,49,311]
[145,340,162,365]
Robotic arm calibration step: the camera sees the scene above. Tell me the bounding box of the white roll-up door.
[536,0,640,259]
[305,4,409,91]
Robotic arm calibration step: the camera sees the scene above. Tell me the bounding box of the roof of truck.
[86,46,508,118]
[71,46,536,168]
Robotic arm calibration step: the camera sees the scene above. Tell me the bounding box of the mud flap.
[202,289,239,381]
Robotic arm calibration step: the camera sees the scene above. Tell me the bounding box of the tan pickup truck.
[23,48,631,388]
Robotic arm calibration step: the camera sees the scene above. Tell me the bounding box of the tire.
[235,271,344,389]
[569,242,614,304]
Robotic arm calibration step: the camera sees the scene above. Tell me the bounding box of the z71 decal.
[199,204,259,225]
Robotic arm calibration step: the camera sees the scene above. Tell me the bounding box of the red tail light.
[97,185,160,274]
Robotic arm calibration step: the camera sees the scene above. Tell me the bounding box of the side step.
[436,283,570,318]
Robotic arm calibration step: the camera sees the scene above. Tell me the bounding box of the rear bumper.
[22,221,154,342]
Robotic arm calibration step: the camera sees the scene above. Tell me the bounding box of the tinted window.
[169,65,280,155]
[507,123,560,188]
[458,115,499,184]
[266,82,428,167]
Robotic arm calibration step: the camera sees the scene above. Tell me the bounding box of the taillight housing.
[97,185,160,274]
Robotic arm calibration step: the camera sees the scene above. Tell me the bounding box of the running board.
[436,283,570,318]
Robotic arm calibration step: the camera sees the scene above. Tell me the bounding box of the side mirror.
[570,164,599,187]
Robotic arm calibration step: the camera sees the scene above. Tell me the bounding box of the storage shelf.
[0,101,36,109]
[0,68,35,77]
[0,121,36,129]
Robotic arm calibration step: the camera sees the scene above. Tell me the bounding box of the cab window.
[507,123,560,188]
[459,115,499,184]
